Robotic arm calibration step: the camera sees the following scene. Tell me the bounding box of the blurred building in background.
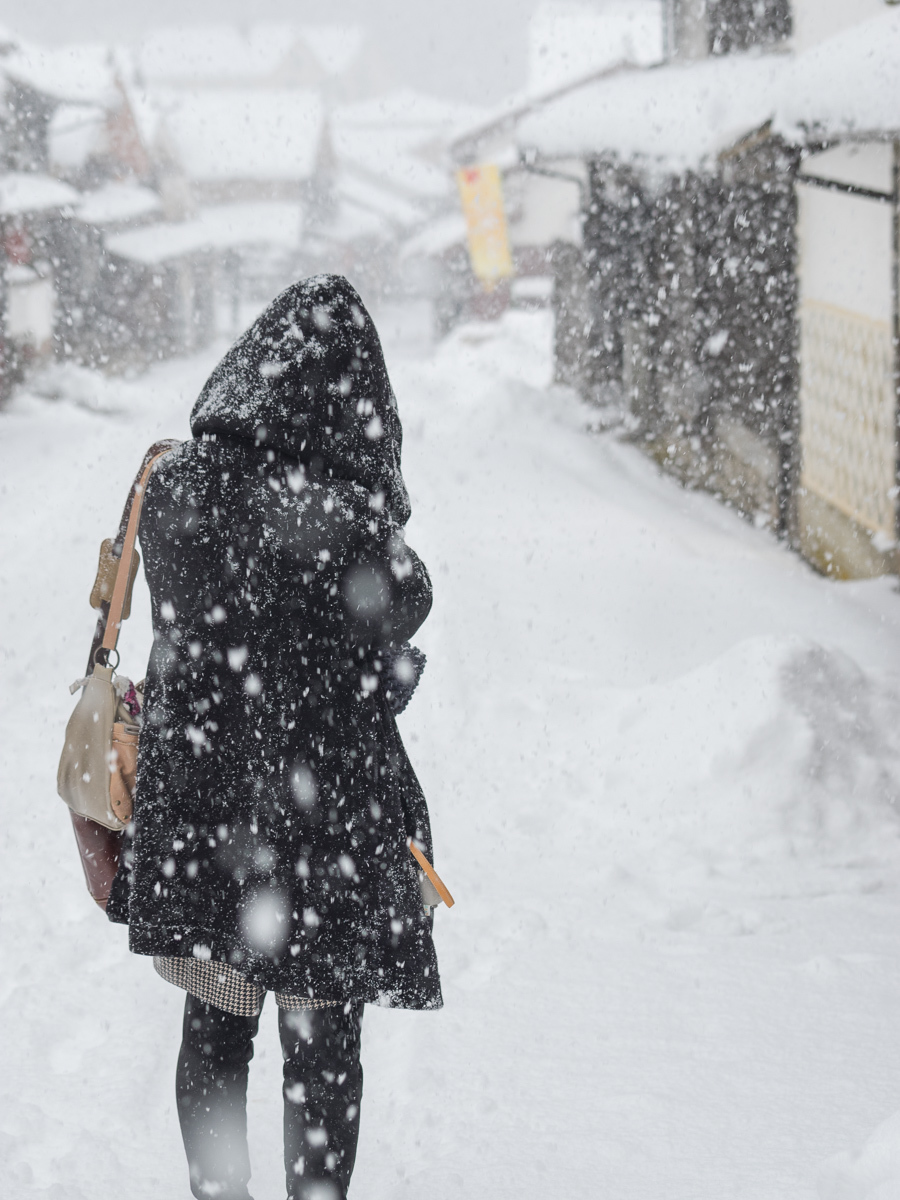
[0,2,898,588]
[0,21,488,389]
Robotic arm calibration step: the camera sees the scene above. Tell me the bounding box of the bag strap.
[100,448,172,655]
[409,840,455,908]
[88,440,179,670]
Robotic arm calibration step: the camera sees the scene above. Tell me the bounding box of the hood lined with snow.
[191,274,411,525]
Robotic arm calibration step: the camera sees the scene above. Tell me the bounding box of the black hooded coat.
[107,275,441,1010]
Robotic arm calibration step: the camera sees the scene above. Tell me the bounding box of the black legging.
[176,993,364,1200]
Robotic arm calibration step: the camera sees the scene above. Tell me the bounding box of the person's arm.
[339,527,432,648]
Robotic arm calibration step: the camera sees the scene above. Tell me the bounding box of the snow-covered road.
[3,309,900,1199]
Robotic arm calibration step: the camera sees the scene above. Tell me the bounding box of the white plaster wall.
[505,165,584,247]
[800,142,894,195]
[798,191,893,324]
[792,0,887,52]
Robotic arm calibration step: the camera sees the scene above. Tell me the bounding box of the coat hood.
[191,274,411,525]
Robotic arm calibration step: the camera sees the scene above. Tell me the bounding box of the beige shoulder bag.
[58,443,177,838]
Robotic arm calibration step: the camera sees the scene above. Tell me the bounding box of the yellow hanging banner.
[456,163,514,289]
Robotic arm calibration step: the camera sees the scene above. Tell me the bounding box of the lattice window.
[800,300,897,536]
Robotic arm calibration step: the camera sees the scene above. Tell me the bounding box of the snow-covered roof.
[6,262,43,285]
[775,9,900,142]
[330,122,444,201]
[317,200,389,244]
[518,51,787,171]
[331,89,488,201]
[451,1,663,162]
[0,41,118,105]
[157,89,324,182]
[0,173,79,215]
[400,212,468,260]
[336,171,422,228]
[301,26,364,77]
[332,124,449,199]
[528,0,663,94]
[105,202,303,263]
[137,23,364,86]
[76,183,162,226]
[516,10,900,174]
[198,201,303,248]
[137,26,291,85]
[105,220,207,264]
[334,88,486,135]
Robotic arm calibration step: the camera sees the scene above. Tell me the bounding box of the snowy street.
[4,308,900,1199]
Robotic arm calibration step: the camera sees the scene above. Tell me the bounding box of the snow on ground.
[3,308,900,1198]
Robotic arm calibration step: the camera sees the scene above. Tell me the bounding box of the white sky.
[0,0,553,102]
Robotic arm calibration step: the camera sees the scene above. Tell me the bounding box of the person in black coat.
[107,275,442,1200]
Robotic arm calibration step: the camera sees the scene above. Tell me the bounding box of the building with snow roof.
[135,24,391,104]
[153,88,326,207]
[0,37,152,186]
[448,2,666,338]
[529,0,663,93]
[311,89,489,313]
[516,43,798,530]
[503,0,900,580]
[774,7,900,578]
[331,89,485,209]
[0,172,80,391]
[0,33,174,383]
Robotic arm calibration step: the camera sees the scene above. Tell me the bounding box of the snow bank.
[598,636,900,884]
[6,309,900,1198]
[820,1112,900,1200]
[415,312,900,899]
[23,363,141,413]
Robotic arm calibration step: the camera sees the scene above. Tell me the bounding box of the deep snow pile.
[3,308,900,1199]
[595,636,900,880]
[820,1111,900,1200]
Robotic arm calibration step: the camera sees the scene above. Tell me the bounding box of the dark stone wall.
[707,0,792,54]
[574,135,800,532]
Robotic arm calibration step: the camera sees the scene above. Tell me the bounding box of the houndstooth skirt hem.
[153,956,341,1017]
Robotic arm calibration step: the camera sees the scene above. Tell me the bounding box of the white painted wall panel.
[798,185,893,324]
